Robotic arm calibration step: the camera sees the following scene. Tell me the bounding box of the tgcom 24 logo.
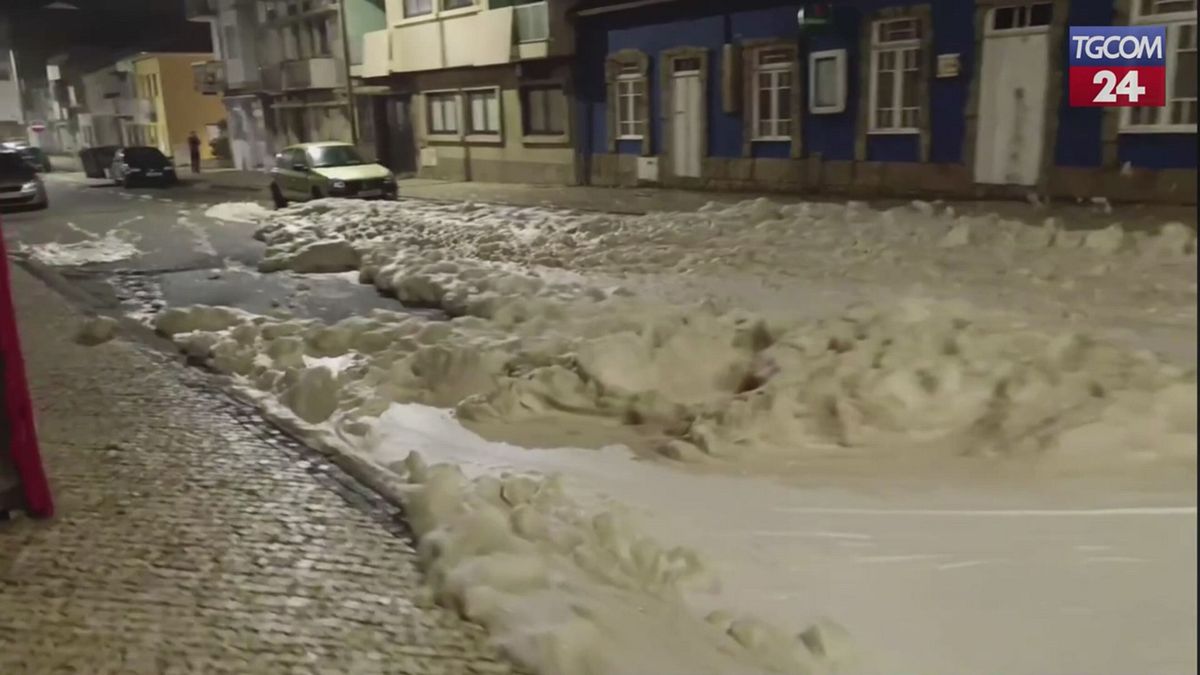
[1068,25,1167,108]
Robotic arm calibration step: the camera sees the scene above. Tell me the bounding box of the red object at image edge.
[0,217,54,518]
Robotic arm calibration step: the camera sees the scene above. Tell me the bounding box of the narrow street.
[2,169,1196,675]
[2,173,410,323]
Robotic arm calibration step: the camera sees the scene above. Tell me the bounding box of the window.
[515,2,550,42]
[426,92,459,135]
[1123,0,1197,131]
[314,18,331,56]
[523,85,566,136]
[753,48,794,139]
[224,25,240,59]
[404,0,433,17]
[442,0,475,9]
[615,64,646,139]
[809,49,846,114]
[991,3,1052,30]
[869,18,922,132]
[307,144,364,168]
[466,88,501,136]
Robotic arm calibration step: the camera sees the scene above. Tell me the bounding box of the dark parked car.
[110,146,178,187]
[0,151,48,210]
[18,146,51,173]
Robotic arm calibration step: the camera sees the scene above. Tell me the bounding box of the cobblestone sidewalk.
[0,262,516,674]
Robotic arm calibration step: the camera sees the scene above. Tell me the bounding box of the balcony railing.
[185,0,217,20]
[280,57,341,91]
[192,60,226,95]
[385,2,551,74]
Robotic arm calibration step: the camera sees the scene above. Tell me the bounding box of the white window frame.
[615,67,646,140]
[752,48,795,141]
[423,89,461,140]
[463,86,503,142]
[808,48,847,114]
[1120,0,1198,133]
[868,17,922,134]
[399,0,479,24]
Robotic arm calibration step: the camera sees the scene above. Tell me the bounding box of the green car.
[269,142,397,208]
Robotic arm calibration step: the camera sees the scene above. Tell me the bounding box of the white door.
[671,61,703,178]
[973,3,1053,186]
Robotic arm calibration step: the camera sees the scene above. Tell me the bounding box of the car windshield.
[125,147,166,164]
[307,145,363,168]
[20,148,45,159]
[0,152,33,176]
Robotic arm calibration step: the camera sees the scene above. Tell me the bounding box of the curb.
[13,252,414,516]
[196,182,268,194]
[11,255,188,363]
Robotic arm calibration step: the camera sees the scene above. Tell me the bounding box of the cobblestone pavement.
[0,261,517,675]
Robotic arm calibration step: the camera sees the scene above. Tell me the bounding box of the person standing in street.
[187,131,202,174]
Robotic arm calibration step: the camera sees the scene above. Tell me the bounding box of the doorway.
[973,3,1053,186]
[670,58,703,178]
[372,95,416,176]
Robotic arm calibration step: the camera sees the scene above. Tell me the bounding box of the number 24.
[1093,70,1146,103]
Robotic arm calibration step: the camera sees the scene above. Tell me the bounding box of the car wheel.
[270,184,288,209]
[310,187,323,200]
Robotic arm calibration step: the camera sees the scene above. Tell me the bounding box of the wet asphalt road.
[1,172,409,324]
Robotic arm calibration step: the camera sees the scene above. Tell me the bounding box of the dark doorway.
[372,95,416,176]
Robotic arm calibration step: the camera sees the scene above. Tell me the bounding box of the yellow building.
[131,53,225,161]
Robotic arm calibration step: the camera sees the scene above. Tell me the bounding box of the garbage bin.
[78,145,119,179]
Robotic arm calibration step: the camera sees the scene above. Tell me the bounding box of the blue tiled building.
[572,0,1196,203]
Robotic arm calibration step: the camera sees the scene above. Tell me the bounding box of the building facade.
[188,0,386,168]
[79,59,141,149]
[0,18,23,142]
[573,0,1197,204]
[133,53,228,161]
[356,0,580,183]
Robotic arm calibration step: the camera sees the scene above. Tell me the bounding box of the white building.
[188,0,375,169]
[0,18,25,142]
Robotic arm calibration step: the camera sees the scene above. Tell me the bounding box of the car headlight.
[331,180,346,189]
[21,181,39,192]
[164,166,176,172]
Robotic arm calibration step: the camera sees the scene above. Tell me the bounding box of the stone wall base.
[586,154,1197,205]
[418,157,577,186]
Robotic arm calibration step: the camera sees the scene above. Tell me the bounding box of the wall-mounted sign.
[936,53,961,78]
[797,3,833,30]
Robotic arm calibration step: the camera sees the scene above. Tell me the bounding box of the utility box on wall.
[636,156,659,183]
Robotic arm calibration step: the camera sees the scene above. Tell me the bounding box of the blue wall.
[575,0,1197,173]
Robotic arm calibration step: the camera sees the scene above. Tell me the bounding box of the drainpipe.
[337,0,359,144]
[795,10,809,161]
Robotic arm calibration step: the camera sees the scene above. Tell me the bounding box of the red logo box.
[1068,26,1167,108]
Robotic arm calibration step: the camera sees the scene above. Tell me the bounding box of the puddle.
[111,268,444,325]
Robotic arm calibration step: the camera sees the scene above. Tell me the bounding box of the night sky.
[5,0,212,82]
